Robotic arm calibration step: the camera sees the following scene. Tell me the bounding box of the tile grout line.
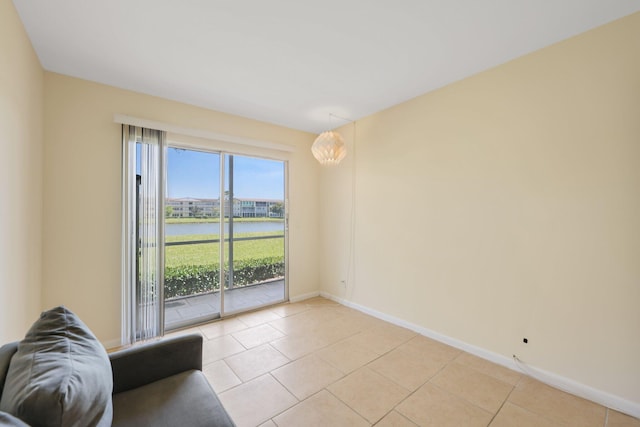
[382,356,455,425]
[502,377,570,427]
[271,307,390,420]
[211,299,622,426]
[452,351,522,386]
[259,372,301,426]
[212,307,580,427]
[323,387,372,426]
[425,380,498,420]
[485,380,519,426]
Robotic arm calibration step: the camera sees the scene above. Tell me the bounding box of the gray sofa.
[0,307,235,427]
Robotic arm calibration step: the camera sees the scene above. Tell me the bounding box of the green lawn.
[165,217,284,224]
[164,232,284,268]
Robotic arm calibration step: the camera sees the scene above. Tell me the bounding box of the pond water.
[165,221,284,236]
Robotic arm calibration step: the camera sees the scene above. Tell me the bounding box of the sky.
[166,148,284,200]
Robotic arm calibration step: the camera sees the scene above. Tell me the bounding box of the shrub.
[164,257,284,299]
[164,264,219,299]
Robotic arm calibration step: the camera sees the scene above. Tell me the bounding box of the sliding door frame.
[120,117,294,345]
[217,152,289,318]
[164,143,289,323]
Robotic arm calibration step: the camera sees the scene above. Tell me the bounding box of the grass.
[164,232,284,268]
[165,217,284,224]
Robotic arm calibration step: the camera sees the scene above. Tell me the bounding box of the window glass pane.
[223,154,286,314]
[164,148,221,330]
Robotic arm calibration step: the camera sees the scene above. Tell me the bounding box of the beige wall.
[321,13,640,406]
[5,0,638,409]
[43,73,320,345]
[0,0,44,342]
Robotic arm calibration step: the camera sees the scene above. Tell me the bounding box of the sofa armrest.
[0,342,19,397]
[110,333,203,394]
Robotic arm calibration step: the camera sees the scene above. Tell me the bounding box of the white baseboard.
[289,291,320,303]
[320,291,640,419]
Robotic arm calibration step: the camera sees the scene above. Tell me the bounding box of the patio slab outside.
[164,280,285,330]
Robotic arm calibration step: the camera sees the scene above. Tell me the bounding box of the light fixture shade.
[311,131,347,166]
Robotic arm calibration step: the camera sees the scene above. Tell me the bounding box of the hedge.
[164,257,284,299]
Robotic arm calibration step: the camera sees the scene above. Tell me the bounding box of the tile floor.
[167,297,640,427]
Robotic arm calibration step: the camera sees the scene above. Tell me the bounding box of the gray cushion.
[0,306,112,427]
[112,370,235,427]
[0,411,29,426]
[0,342,18,399]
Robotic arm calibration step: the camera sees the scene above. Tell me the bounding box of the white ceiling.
[12,0,640,134]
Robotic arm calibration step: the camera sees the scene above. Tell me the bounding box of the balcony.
[160,218,286,330]
[164,279,285,330]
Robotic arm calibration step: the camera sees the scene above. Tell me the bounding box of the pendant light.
[311,130,347,166]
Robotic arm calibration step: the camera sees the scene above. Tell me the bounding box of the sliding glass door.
[222,154,286,314]
[163,148,287,330]
[164,148,222,329]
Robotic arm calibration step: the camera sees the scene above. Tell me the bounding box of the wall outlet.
[340,280,346,288]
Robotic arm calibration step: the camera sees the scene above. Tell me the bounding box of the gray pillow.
[0,306,112,427]
[0,411,29,426]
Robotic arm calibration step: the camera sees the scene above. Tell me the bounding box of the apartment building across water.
[166,197,284,218]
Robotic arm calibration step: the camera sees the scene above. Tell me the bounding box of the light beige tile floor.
[168,297,640,427]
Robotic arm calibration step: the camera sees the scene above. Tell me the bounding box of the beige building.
[166,197,284,218]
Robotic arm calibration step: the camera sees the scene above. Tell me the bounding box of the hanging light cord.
[323,112,357,299]
[345,121,357,300]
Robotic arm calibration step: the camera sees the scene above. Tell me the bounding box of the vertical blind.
[122,125,165,343]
